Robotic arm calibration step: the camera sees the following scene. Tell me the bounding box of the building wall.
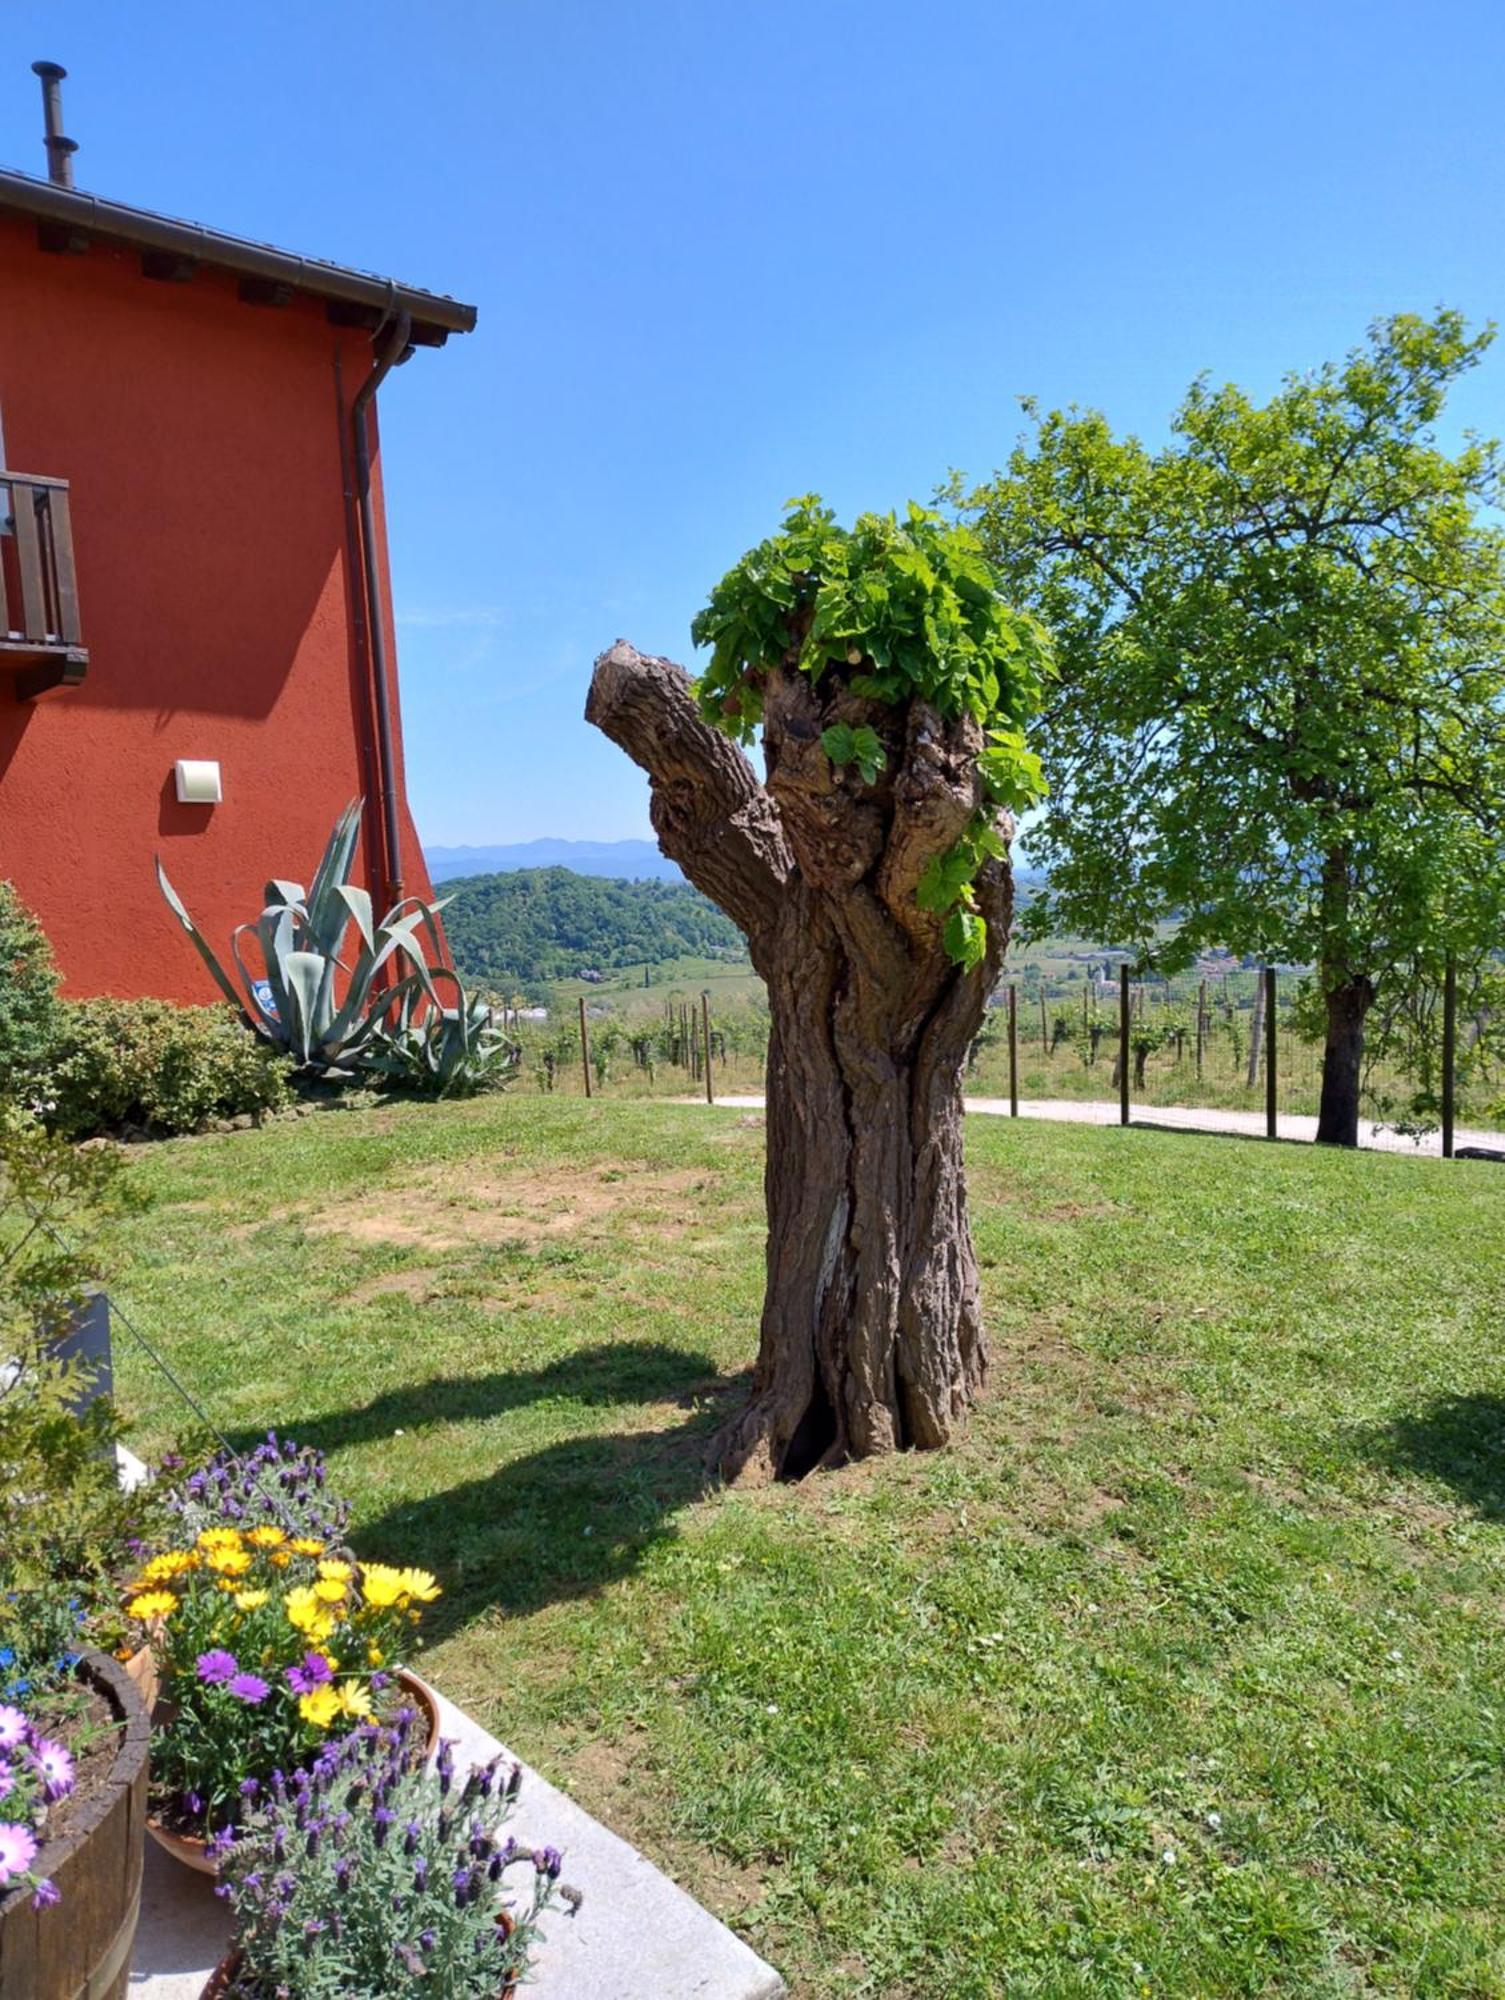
[0,207,433,1002]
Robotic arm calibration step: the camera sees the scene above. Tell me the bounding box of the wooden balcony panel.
[0,470,88,697]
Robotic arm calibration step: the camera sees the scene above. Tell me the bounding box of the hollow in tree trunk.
[586,642,1010,1481]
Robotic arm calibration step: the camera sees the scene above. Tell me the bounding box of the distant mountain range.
[426,838,681,884]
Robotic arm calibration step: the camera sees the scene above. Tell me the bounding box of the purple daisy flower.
[0,1821,38,1885]
[30,1738,75,1802]
[196,1649,239,1687]
[227,1673,270,1706]
[31,1877,60,1911]
[0,1707,26,1754]
[285,1652,333,1697]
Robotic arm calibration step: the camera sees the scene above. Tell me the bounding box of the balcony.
[1,471,87,697]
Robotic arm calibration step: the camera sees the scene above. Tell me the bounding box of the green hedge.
[0,880,64,1102]
[46,999,292,1139]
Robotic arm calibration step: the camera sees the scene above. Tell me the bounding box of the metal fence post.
[1196,977,1206,1079]
[1442,954,1457,1159]
[1264,967,1277,1140]
[1119,963,1131,1127]
[578,995,593,1099]
[702,989,714,1106]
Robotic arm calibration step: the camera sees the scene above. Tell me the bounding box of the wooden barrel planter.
[0,1650,152,2000]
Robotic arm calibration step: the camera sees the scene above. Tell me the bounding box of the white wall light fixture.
[174,759,222,805]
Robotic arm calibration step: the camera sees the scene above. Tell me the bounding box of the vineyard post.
[1264,967,1277,1140]
[1442,953,1457,1159]
[1008,984,1019,1116]
[1040,987,1049,1059]
[578,995,593,1099]
[1083,986,1089,1035]
[1196,978,1206,1078]
[1119,963,1131,1126]
[702,989,714,1106]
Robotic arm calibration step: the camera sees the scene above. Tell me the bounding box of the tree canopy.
[955,310,1505,1140]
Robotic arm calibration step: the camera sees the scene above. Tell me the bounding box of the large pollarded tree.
[587,500,1049,1480]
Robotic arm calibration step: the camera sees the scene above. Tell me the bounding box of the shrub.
[46,999,292,1139]
[0,881,63,1103]
[0,1106,162,1637]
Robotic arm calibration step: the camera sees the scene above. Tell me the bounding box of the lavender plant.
[216,1714,561,1997]
[162,1434,353,1546]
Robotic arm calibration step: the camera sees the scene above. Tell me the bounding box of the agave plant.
[362,969,520,1097]
[156,801,452,1077]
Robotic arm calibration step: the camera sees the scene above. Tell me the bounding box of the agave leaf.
[263,879,306,910]
[335,884,375,953]
[305,800,363,958]
[155,858,258,1026]
[281,951,335,1066]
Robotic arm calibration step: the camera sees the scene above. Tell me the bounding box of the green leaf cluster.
[692,496,1050,745]
[692,497,1051,963]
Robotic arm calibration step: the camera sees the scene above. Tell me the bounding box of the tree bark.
[1314,842,1373,1148]
[1316,971,1374,1146]
[587,641,1007,1481]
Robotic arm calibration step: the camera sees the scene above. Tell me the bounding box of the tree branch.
[585,640,793,948]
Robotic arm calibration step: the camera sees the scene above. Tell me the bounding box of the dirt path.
[692,1093,1501,1160]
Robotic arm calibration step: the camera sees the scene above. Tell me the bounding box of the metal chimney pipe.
[31,60,78,187]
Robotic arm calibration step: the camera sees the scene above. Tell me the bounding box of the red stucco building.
[0,64,475,1001]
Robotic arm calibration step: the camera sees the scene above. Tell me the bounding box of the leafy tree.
[587,499,1048,1477]
[956,312,1505,1144]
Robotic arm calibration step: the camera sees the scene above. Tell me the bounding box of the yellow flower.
[127,1589,178,1622]
[338,1681,373,1720]
[359,1563,405,1609]
[313,1578,347,1605]
[206,1547,253,1576]
[197,1526,243,1552]
[290,1537,326,1558]
[269,1550,292,1568]
[140,1550,195,1581]
[247,1525,286,1548]
[316,1560,354,1584]
[285,1587,337,1643]
[298,1685,342,1729]
[395,1568,441,1605]
[366,1644,384,1667]
[234,1589,270,1611]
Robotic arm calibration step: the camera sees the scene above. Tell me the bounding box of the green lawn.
[106,1098,1505,1997]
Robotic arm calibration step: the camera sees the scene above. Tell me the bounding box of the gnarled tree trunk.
[587,641,1011,1482]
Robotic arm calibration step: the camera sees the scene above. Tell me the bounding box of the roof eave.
[0,167,477,345]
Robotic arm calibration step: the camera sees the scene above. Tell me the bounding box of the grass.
[106,1097,1505,1997]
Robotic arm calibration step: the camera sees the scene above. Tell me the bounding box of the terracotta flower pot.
[144,1666,442,1876]
[0,1652,152,2000]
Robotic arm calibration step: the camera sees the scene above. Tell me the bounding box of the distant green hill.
[440,866,747,991]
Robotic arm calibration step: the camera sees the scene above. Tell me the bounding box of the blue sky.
[4,0,1504,846]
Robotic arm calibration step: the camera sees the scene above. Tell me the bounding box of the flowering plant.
[161,1433,353,1546]
[0,1694,76,1913]
[217,1713,561,1997]
[124,1523,439,1837]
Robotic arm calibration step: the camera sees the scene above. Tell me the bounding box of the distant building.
[0,61,475,999]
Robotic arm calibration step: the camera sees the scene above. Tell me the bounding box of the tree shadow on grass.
[1368,1392,1505,1522]
[235,1343,746,1639]
[235,1341,726,1461]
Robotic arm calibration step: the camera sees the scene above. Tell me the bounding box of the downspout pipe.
[350,307,412,906]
